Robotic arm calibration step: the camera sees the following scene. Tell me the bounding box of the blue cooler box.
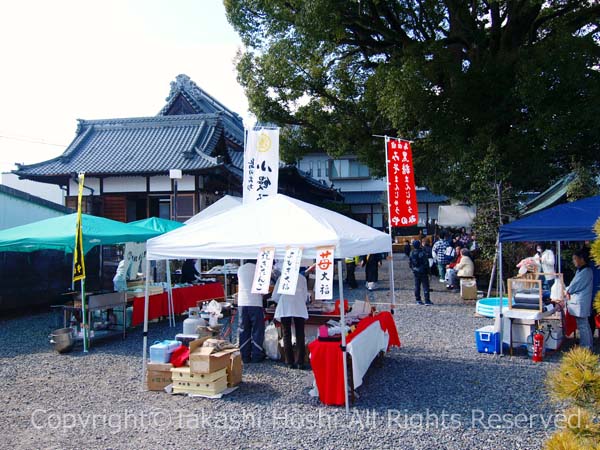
[475,326,501,354]
[149,340,181,363]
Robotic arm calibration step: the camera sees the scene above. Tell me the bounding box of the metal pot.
[49,328,75,353]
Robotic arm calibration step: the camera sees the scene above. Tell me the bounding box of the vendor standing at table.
[272,270,308,370]
[361,253,382,291]
[565,249,594,350]
[113,259,127,292]
[181,259,199,283]
[237,262,265,363]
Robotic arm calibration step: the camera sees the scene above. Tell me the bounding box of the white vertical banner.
[251,247,275,294]
[315,246,335,300]
[124,242,147,279]
[243,128,280,204]
[277,247,303,295]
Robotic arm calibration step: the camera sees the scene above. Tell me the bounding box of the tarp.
[437,205,476,227]
[184,195,242,225]
[129,217,184,234]
[147,194,392,260]
[0,213,161,254]
[499,195,600,242]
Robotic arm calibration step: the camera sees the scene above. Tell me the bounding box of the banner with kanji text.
[386,139,418,227]
[243,128,279,204]
[73,173,86,282]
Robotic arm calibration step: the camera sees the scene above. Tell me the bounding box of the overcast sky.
[0,0,250,172]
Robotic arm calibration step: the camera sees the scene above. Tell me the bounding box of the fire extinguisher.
[532,330,544,362]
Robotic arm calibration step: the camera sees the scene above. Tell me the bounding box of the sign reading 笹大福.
[251,247,275,294]
[243,128,279,204]
[314,246,335,300]
[386,139,418,227]
[277,247,303,296]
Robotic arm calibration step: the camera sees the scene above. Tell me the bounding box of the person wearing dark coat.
[181,259,199,283]
[409,240,432,305]
[361,253,383,291]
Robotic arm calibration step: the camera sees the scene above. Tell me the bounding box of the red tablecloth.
[308,311,400,406]
[131,283,224,326]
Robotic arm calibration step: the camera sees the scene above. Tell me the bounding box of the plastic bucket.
[49,327,75,353]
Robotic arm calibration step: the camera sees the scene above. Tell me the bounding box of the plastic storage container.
[475,325,501,354]
[149,340,182,363]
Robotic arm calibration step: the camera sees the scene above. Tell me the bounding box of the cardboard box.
[172,375,228,395]
[171,366,227,383]
[189,338,238,374]
[147,363,173,391]
[227,351,243,387]
[148,362,173,372]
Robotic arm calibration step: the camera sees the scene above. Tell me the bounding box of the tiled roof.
[343,191,387,205]
[416,189,449,203]
[160,74,244,146]
[343,189,448,205]
[15,115,226,177]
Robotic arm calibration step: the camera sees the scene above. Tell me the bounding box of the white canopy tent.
[184,195,242,225]
[142,194,393,412]
[437,205,476,228]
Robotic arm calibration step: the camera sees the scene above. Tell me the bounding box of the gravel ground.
[0,255,570,449]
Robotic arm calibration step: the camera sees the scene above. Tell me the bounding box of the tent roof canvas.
[499,195,600,242]
[0,213,161,253]
[147,194,391,260]
[130,217,184,234]
[437,205,476,228]
[184,195,242,225]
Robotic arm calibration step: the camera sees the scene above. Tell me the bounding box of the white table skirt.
[346,321,389,389]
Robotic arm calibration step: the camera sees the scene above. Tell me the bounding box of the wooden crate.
[508,277,542,312]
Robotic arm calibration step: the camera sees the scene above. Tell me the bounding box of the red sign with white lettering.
[386,139,418,227]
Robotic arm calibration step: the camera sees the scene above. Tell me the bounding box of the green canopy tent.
[0,213,161,352]
[0,213,161,254]
[129,217,184,234]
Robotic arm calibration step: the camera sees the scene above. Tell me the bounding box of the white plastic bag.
[264,323,280,360]
[550,279,564,301]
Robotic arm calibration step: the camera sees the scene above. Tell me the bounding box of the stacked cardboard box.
[147,362,173,391]
[171,338,242,395]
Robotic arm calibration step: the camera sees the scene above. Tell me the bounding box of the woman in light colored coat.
[565,250,594,350]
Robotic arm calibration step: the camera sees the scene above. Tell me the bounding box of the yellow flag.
[73,173,86,282]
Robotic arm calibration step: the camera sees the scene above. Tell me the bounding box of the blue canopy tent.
[500,195,600,243]
[496,195,600,355]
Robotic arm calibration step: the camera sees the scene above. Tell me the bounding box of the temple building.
[15,74,340,222]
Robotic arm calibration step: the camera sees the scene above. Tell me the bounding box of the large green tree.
[225,0,600,201]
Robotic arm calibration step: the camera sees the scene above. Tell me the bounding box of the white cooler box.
[149,340,181,363]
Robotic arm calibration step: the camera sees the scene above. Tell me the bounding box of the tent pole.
[338,260,350,414]
[383,136,396,313]
[166,259,173,327]
[556,241,561,273]
[81,278,88,353]
[487,236,498,298]
[223,259,228,301]
[498,242,504,356]
[141,258,151,388]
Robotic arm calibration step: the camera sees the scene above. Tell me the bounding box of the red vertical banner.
[386,139,418,227]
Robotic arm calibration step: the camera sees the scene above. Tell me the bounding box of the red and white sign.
[314,246,335,300]
[386,139,418,227]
